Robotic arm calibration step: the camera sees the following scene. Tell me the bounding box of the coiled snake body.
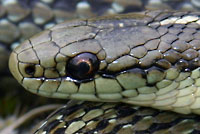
[6,2,200,134]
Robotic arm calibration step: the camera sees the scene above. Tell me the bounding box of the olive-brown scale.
[9,10,200,114]
[34,102,200,134]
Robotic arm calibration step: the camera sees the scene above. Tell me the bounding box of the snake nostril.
[25,65,35,75]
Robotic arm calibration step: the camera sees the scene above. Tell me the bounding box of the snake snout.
[9,52,23,83]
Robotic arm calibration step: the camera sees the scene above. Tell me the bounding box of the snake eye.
[25,65,35,75]
[67,53,99,80]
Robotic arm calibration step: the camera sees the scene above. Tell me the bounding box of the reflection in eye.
[67,53,99,80]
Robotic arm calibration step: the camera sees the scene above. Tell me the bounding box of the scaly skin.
[4,1,200,134]
[9,11,200,115]
[34,101,200,134]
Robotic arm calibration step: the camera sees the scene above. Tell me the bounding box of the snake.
[2,0,200,134]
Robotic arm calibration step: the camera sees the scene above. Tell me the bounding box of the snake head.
[9,14,155,101]
[9,12,200,114]
[8,19,104,100]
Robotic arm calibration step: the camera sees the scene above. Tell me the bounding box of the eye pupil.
[67,53,99,80]
[25,65,35,75]
[78,62,90,75]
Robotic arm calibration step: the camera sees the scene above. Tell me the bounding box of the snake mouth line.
[22,75,98,84]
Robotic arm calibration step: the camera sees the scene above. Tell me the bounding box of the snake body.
[34,101,200,134]
[4,0,200,134]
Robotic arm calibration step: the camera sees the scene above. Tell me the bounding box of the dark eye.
[25,65,35,75]
[67,53,99,80]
